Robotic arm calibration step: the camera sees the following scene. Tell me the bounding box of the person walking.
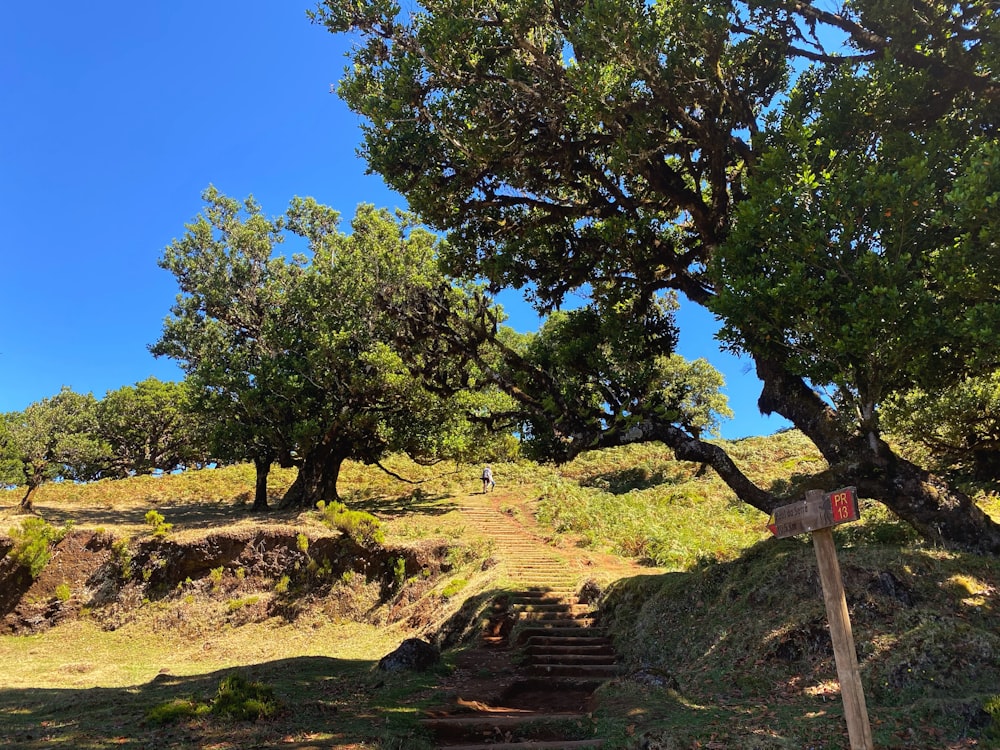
[481,464,495,493]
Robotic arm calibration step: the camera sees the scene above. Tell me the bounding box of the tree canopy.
[153,187,498,508]
[0,387,105,511]
[95,377,209,479]
[315,0,1000,551]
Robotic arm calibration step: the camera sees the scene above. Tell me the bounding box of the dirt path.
[423,490,645,749]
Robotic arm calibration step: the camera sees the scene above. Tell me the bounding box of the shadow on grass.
[351,492,459,519]
[0,655,440,750]
[578,467,680,495]
[34,499,310,533]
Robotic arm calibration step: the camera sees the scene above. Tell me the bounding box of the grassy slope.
[1,432,999,748]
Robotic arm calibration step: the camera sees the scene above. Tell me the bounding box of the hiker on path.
[482,464,495,493]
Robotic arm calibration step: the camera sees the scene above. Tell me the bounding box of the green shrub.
[985,695,1000,743]
[211,672,281,721]
[274,574,291,594]
[441,578,468,598]
[144,509,173,537]
[54,583,71,602]
[209,566,224,590]
[146,697,210,725]
[227,596,260,612]
[112,537,133,578]
[296,533,309,553]
[8,518,73,579]
[316,500,384,547]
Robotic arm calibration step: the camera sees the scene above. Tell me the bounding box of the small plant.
[985,695,1000,742]
[209,566,224,590]
[274,574,291,594]
[393,557,407,588]
[211,672,282,721]
[144,509,173,537]
[112,537,133,578]
[54,583,72,602]
[8,518,73,579]
[296,533,310,553]
[146,697,210,725]
[441,578,468,598]
[315,500,385,547]
[227,595,260,612]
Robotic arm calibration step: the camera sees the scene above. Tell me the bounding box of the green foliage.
[507,305,732,461]
[208,566,224,589]
[985,695,1000,743]
[96,377,210,478]
[316,0,1000,549]
[112,538,133,578]
[315,500,385,547]
[144,509,173,537]
[147,674,281,725]
[882,374,1000,484]
[8,517,72,579]
[54,583,71,602]
[296,533,309,554]
[211,672,282,721]
[226,596,260,612]
[440,578,468,598]
[154,189,496,508]
[0,387,108,506]
[146,697,210,725]
[274,574,290,594]
[393,556,406,588]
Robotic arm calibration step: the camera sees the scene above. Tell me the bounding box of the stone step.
[515,602,590,611]
[524,663,623,678]
[526,653,618,666]
[523,635,612,648]
[516,619,596,630]
[524,643,615,657]
[520,618,596,629]
[439,740,603,750]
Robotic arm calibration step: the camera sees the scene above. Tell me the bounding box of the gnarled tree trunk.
[755,354,1000,554]
[281,437,350,509]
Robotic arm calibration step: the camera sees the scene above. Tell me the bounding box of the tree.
[154,187,490,508]
[0,387,107,511]
[882,375,1000,485]
[95,377,210,478]
[314,0,1000,551]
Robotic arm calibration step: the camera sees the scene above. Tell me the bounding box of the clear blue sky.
[1,2,788,440]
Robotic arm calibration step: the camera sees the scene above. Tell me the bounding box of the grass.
[2,434,1000,748]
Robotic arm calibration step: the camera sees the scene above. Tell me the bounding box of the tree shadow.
[31,500,309,534]
[0,655,437,749]
[578,467,678,495]
[351,491,459,518]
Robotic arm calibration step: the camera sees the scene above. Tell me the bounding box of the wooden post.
[807,489,874,750]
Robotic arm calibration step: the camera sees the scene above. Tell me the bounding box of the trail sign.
[764,487,874,749]
[767,486,859,538]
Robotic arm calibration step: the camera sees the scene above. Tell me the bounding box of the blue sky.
[1,2,788,440]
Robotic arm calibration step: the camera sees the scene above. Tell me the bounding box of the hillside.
[1,432,999,748]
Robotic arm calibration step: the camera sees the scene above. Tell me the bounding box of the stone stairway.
[422,495,622,749]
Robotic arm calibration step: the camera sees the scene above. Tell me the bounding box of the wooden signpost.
[767,487,874,750]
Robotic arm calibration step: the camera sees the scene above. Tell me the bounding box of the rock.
[377,638,440,673]
[577,578,603,605]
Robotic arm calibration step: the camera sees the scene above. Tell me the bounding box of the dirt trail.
[424,490,642,749]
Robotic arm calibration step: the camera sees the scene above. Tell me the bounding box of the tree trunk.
[19,484,35,513]
[281,437,349,509]
[755,354,1000,554]
[252,455,271,511]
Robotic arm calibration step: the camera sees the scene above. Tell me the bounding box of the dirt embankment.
[0,528,456,636]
